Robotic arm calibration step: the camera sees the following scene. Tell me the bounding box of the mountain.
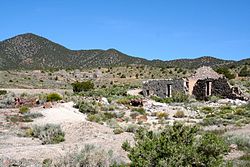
[164,56,235,69]
[0,33,245,70]
[0,33,151,70]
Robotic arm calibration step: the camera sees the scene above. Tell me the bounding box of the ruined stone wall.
[192,78,246,100]
[142,79,186,98]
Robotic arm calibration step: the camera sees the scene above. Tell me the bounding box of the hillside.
[0,33,244,70]
[164,56,235,69]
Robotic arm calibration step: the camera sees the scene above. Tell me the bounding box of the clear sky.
[1,0,250,60]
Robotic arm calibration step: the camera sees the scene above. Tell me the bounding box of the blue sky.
[1,0,250,60]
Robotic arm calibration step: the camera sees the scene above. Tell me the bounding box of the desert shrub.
[208,95,221,102]
[201,117,223,126]
[116,95,142,105]
[125,122,228,167]
[87,112,118,124]
[55,144,124,167]
[215,67,236,79]
[156,112,169,119]
[201,106,213,114]
[125,124,139,133]
[171,92,189,103]
[239,66,250,77]
[0,92,15,108]
[30,124,65,144]
[101,105,116,111]
[117,97,131,105]
[42,158,53,167]
[26,112,43,119]
[113,128,124,134]
[0,90,7,95]
[72,80,94,93]
[25,128,34,137]
[150,92,189,104]
[224,134,250,152]
[130,112,140,119]
[121,140,131,152]
[19,106,29,114]
[131,107,145,115]
[174,110,185,118]
[114,111,125,118]
[6,115,33,123]
[7,112,43,123]
[46,93,62,102]
[75,100,99,114]
[151,96,172,103]
[200,103,250,126]
[235,108,246,115]
[106,118,120,129]
[87,114,102,123]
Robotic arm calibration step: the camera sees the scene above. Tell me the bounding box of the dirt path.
[0,102,133,165]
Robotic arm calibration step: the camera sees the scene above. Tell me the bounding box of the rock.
[233,99,247,106]
[130,99,143,106]
[116,118,124,122]
[43,102,52,109]
[101,97,109,105]
[229,144,238,151]
[218,99,230,104]
[59,100,65,103]
[136,115,148,122]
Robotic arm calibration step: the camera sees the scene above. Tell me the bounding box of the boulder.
[43,102,52,109]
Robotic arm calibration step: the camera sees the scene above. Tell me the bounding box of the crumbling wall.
[142,79,186,98]
[192,78,247,100]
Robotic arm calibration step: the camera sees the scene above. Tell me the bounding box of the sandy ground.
[0,102,133,165]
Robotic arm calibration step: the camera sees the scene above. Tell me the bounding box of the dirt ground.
[0,102,133,165]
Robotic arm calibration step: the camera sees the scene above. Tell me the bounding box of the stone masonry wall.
[142,79,186,98]
[192,78,246,100]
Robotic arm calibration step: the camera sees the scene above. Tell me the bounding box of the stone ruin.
[143,66,248,101]
[143,79,188,98]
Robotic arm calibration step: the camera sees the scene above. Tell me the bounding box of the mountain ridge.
[0,33,248,70]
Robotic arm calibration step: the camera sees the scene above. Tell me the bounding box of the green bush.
[125,122,228,167]
[239,66,250,77]
[19,106,29,114]
[171,92,189,103]
[151,92,189,104]
[113,128,124,134]
[75,100,99,114]
[122,140,131,151]
[156,112,169,119]
[46,93,62,102]
[215,67,236,79]
[173,110,185,118]
[116,95,139,105]
[72,80,94,93]
[201,106,213,114]
[0,90,7,95]
[87,114,102,123]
